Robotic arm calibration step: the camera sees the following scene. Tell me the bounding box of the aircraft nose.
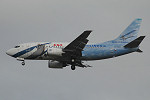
[6,49,14,56]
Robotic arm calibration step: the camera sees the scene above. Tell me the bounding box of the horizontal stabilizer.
[136,49,143,53]
[124,36,145,48]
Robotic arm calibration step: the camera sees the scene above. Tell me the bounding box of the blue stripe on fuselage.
[12,43,49,58]
[12,46,36,58]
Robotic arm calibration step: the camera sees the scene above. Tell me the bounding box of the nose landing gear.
[16,57,25,66]
[21,61,25,66]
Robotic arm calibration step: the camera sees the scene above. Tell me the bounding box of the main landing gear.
[71,59,76,70]
[71,65,75,70]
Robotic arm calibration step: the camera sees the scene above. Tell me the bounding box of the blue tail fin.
[115,18,142,42]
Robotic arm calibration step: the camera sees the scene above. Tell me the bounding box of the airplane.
[6,18,145,70]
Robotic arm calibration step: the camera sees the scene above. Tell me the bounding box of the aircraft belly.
[32,55,68,62]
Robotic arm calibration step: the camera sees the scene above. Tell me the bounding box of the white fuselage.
[7,42,71,60]
[6,41,138,62]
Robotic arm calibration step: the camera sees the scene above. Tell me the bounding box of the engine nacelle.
[48,60,64,69]
[47,48,64,56]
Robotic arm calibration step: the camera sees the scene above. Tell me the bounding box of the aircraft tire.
[71,65,75,70]
[22,61,25,66]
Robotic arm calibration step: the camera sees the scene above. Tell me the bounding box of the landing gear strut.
[21,61,25,66]
[71,58,76,70]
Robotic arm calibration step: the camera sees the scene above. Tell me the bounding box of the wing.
[63,30,92,57]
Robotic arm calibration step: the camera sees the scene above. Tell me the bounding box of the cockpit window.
[14,46,20,48]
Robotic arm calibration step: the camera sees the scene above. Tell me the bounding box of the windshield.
[14,46,20,48]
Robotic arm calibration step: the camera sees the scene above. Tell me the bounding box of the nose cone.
[6,49,14,56]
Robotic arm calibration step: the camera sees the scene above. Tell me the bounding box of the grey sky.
[0,0,150,100]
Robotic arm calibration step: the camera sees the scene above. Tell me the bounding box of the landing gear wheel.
[22,61,25,66]
[71,65,75,70]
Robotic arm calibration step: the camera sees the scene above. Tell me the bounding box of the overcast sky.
[0,0,150,100]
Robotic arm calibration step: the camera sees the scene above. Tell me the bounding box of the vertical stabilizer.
[115,18,142,42]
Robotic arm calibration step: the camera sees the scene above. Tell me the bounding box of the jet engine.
[47,48,64,56]
[48,60,65,69]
